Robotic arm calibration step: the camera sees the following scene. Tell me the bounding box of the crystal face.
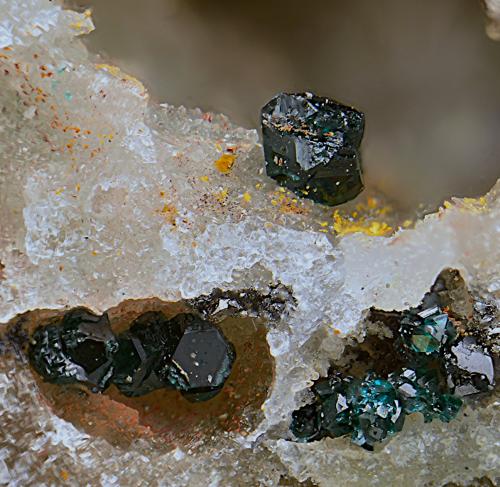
[29,308,117,392]
[29,310,235,401]
[161,313,236,401]
[261,92,365,206]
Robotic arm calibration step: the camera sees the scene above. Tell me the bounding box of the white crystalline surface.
[0,1,499,486]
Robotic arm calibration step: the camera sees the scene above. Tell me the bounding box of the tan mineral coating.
[0,1,499,486]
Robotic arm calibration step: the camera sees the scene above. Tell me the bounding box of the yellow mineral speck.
[459,196,489,213]
[160,204,178,226]
[271,199,278,206]
[242,192,252,202]
[91,250,98,256]
[75,183,80,192]
[319,221,328,227]
[199,175,209,182]
[255,183,262,190]
[54,188,64,195]
[60,470,70,481]
[215,188,229,204]
[215,143,223,152]
[95,64,146,95]
[402,219,413,228]
[69,9,94,35]
[214,153,237,174]
[332,210,393,237]
[443,200,453,209]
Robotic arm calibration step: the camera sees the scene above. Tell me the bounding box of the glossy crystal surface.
[261,92,364,206]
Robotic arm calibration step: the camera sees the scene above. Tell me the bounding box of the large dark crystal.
[112,311,183,397]
[261,92,364,206]
[161,314,236,402]
[29,308,117,391]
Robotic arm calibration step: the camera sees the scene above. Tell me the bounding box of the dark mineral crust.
[29,310,236,401]
[261,92,364,206]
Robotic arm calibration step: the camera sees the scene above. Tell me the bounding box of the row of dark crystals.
[29,309,235,402]
[291,281,495,450]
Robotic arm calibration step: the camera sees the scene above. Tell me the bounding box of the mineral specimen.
[29,308,117,392]
[261,92,365,206]
[0,1,499,485]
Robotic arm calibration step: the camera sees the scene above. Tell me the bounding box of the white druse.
[0,1,498,485]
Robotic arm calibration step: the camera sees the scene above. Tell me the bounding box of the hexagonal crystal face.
[261,92,365,206]
[161,315,236,402]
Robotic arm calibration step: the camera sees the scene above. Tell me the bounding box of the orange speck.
[160,204,178,226]
[91,250,98,256]
[75,183,80,192]
[60,470,69,481]
[214,153,237,174]
[159,191,166,197]
[333,328,342,335]
[58,265,64,272]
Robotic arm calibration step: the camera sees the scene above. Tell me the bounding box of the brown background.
[66,0,500,211]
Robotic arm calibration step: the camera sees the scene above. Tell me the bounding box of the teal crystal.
[401,309,457,355]
[290,306,464,450]
[290,368,462,450]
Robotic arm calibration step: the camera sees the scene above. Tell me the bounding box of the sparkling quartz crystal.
[261,92,365,206]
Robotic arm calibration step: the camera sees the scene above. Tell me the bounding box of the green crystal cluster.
[291,307,465,450]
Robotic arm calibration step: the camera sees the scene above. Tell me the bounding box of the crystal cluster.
[261,92,365,206]
[30,309,235,401]
[291,307,466,449]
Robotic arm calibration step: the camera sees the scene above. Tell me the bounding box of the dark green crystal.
[261,92,364,206]
[112,311,182,397]
[29,308,117,391]
[161,314,236,402]
[400,309,457,355]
